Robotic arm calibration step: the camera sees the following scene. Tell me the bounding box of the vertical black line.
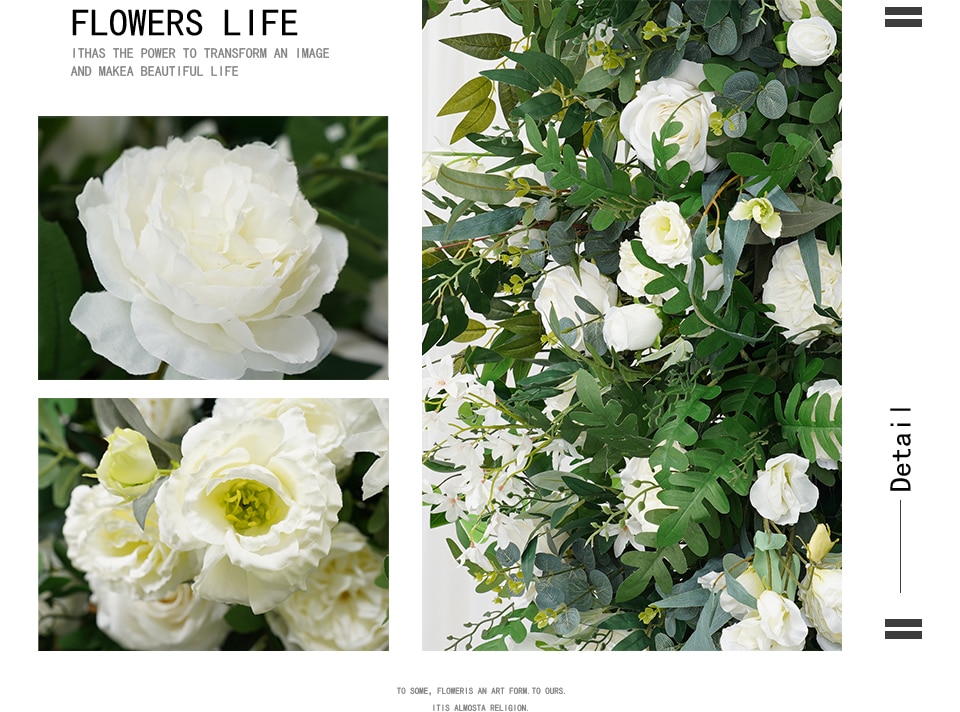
[899,499,903,593]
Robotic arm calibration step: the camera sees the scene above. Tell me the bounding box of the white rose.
[602,303,662,352]
[534,262,618,350]
[70,136,348,379]
[775,0,824,21]
[749,453,819,525]
[155,408,342,613]
[805,379,842,468]
[787,17,837,67]
[38,537,87,637]
[126,398,201,439]
[91,581,231,651]
[266,523,388,650]
[826,140,842,200]
[638,201,692,267]
[63,484,199,600]
[799,565,842,650]
[762,239,841,344]
[756,590,808,649]
[620,60,719,174]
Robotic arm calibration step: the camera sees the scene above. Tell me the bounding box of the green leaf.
[451,98,496,143]
[473,637,510,651]
[512,93,563,120]
[575,369,604,414]
[224,605,266,633]
[440,33,511,60]
[481,68,540,93]
[436,164,516,205]
[437,76,492,116]
[757,80,788,119]
[702,62,735,92]
[422,206,524,243]
[132,476,167,530]
[816,0,842,27]
[797,231,822,306]
[778,195,841,237]
[720,210,749,306]
[708,17,739,56]
[723,70,759,108]
[93,399,182,467]
[809,91,841,124]
[577,66,617,93]
[38,216,92,379]
[502,49,575,89]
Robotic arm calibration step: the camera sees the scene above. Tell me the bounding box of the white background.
[14,0,954,708]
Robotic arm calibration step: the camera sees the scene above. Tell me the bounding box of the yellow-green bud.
[96,428,159,499]
[806,523,837,565]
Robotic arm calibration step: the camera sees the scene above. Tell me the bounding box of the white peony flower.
[534,262,618,350]
[805,379,842,468]
[620,60,719,174]
[762,239,841,344]
[92,581,231,651]
[638,201,692,267]
[155,407,342,613]
[799,564,842,650]
[266,523,388,650]
[602,303,662,352]
[63,484,199,601]
[826,140,842,200]
[70,136,347,379]
[750,453,819,525]
[787,17,837,67]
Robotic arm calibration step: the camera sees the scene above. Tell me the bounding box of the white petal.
[70,292,161,375]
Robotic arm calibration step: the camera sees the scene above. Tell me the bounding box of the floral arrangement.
[39,398,388,650]
[39,116,388,380]
[423,0,841,650]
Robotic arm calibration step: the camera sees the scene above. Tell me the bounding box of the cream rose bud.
[750,453,819,525]
[70,136,348,379]
[91,581,231,651]
[602,304,662,352]
[620,60,719,174]
[799,565,842,650]
[156,407,342,614]
[638,201,692,267]
[534,262,618,350]
[63,484,200,601]
[805,523,837,564]
[762,239,842,344]
[787,17,837,67]
[96,427,159,499]
[266,523,388,650]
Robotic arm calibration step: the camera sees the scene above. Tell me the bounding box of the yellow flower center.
[216,480,286,534]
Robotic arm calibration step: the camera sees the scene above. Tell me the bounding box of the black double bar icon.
[885,7,922,27]
[884,618,922,639]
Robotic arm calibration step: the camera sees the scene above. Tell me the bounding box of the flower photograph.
[39,397,389,650]
[39,116,388,380]
[422,0,841,650]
